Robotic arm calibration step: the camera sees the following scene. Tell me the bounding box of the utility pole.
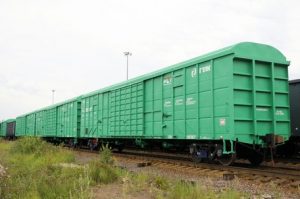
[123,52,132,80]
[52,89,55,104]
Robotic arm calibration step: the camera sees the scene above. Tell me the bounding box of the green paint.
[10,42,290,147]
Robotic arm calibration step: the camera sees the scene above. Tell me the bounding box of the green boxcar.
[35,110,47,136]
[6,119,16,138]
[0,121,6,137]
[44,107,57,137]
[80,82,144,138]
[16,115,26,136]
[80,42,289,147]
[26,113,36,136]
[29,106,57,137]
[10,42,290,165]
[143,43,290,145]
[0,119,16,137]
[56,98,81,138]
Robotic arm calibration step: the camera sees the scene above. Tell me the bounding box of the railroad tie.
[136,162,152,167]
[272,179,288,186]
[260,177,273,183]
[223,172,235,181]
[290,180,300,188]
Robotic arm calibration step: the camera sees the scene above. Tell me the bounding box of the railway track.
[115,148,300,170]
[73,148,300,189]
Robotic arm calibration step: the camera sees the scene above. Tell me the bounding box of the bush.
[10,137,55,156]
[99,144,114,165]
[0,138,88,199]
[165,181,209,199]
[153,175,169,190]
[36,166,90,199]
[86,143,120,185]
[88,160,119,185]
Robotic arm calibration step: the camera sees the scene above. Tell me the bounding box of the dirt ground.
[74,151,300,199]
[0,164,6,177]
[91,183,153,199]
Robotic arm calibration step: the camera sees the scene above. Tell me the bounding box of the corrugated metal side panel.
[57,101,78,137]
[6,121,16,137]
[0,121,6,136]
[80,94,99,137]
[36,111,46,136]
[144,55,233,140]
[16,116,26,136]
[233,58,290,144]
[109,83,144,137]
[144,76,163,138]
[80,83,144,138]
[45,108,57,136]
[102,92,110,136]
[290,81,300,136]
[26,114,36,136]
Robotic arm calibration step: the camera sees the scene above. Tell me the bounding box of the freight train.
[0,42,293,165]
[276,79,300,157]
[0,119,16,140]
[289,79,300,155]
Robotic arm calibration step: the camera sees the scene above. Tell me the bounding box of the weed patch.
[0,138,89,199]
[0,139,250,199]
[88,160,120,185]
[99,144,114,165]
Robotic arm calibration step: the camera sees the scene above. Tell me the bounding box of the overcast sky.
[0,0,299,120]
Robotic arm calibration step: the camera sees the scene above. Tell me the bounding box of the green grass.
[0,138,89,199]
[0,138,250,199]
[121,171,245,199]
[88,160,120,185]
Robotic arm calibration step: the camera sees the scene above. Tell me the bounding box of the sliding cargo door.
[57,101,78,138]
[26,114,36,136]
[36,111,46,136]
[144,77,163,138]
[144,70,187,139]
[144,69,197,140]
[162,73,174,138]
[173,69,186,139]
[16,116,26,136]
[80,95,99,138]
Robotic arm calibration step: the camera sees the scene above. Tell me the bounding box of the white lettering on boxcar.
[186,97,196,105]
[256,108,268,112]
[175,99,184,105]
[163,76,172,85]
[199,65,211,74]
[276,110,284,116]
[191,67,197,78]
[186,135,196,139]
[164,101,172,107]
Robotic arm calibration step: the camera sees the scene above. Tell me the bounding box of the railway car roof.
[289,79,300,84]
[82,42,289,98]
[15,42,289,118]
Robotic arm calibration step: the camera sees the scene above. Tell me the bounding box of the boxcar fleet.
[1,42,298,165]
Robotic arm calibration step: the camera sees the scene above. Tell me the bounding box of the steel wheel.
[191,152,203,163]
[217,153,236,166]
[248,154,263,166]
